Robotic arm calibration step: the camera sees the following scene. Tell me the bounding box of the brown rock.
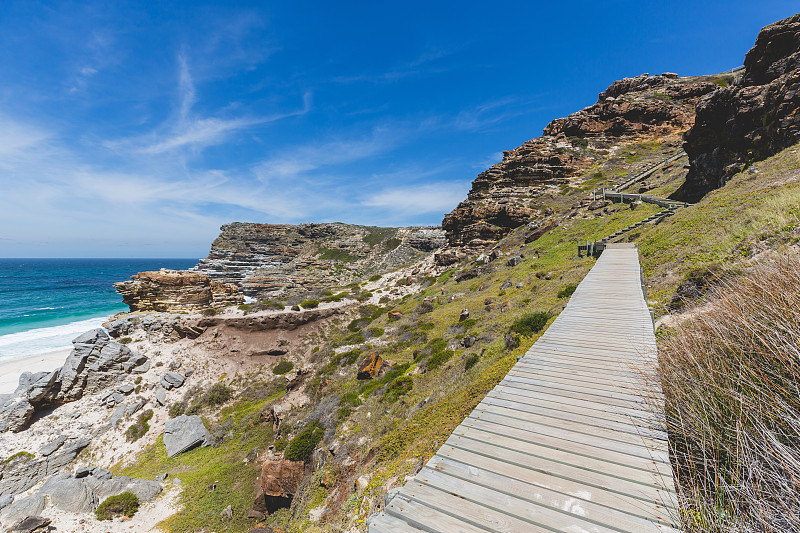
[387,310,404,320]
[357,352,384,380]
[261,457,307,498]
[680,14,800,201]
[114,270,243,313]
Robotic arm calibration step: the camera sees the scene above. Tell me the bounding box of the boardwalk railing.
[368,243,680,533]
[615,151,686,192]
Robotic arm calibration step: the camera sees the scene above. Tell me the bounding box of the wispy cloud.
[362,182,470,216]
[106,55,312,155]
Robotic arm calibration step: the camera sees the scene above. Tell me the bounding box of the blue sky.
[0,1,795,258]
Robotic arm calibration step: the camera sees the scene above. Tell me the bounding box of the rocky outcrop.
[680,14,800,200]
[443,74,718,247]
[194,223,446,299]
[0,329,148,433]
[0,438,90,495]
[114,269,243,313]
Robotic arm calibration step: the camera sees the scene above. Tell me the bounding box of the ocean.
[0,258,197,362]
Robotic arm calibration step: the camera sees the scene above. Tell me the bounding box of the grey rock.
[506,255,522,267]
[39,435,67,457]
[0,398,34,433]
[110,404,126,426]
[500,281,512,290]
[73,328,109,345]
[184,368,194,377]
[0,438,89,495]
[173,478,182,485]
[516,283,524,289]
[163,415,211,457]
[126,400,144,417]
[74,466,95,478]
[85,476,162,502]
[0,494,45,525]
[92,468,112,480]
[9,515,51,533]
[161,372,185,390]
[155,388,166,405]
[169,360,182,370]
[39,473,71,493]
[40,477,97,513]
[0,494,13,508]
[154,472,168,483]
[117,383,134,394]
[132,360,151,374]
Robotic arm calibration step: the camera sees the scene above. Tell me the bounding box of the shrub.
[384,375,413,402]
[426,349,455,371]
[369,274,381,282]
[274,437,288,451]
[168,401,186,418]
[237,303,251,311]
[284,422,325,462]
[273,361,294,375]
[659,257,800,531]
[3,451,34,464]
[125,409,154,442]
[368,327,385,337]
[383,237,402,251]
[510,312,552,336]
[260,300,285,310]
[95,492,139,520]
[300,299,319,309]
[557,283,578,298]
[357,292,373,302]
[459,318,477,329]
[465,354,480,370]
[119,337,133,344]
[202,308,217,316]
[323,292,348,302]
[204,382,233,406]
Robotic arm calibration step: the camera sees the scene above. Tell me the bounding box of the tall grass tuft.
[658,256,800,532]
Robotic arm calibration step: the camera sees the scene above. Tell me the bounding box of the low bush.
[284,422,325,462]
[120,337,133,344]
[510,311,552,337]
[95,491,139,520]
[300,299,319,309]
[237,303,251,311]
[202,308,217,316]
[169,401,186,418]
[368,327,384,337]
[274,437,288,451]
[384,375,413,402]
[465,354,479,370]
[557,283,578,298]
[273,361,294,375]
[369,274,382,282]
[125,409,154,442]
[204,382,233,406]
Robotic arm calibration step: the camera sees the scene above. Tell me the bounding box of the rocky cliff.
[679,13,800,200]
[442,73,720,247]
[194,223,446,299]
[114,270,243,313]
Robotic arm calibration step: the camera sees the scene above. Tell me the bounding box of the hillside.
[3,12,800,533]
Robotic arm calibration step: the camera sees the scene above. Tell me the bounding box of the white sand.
[0,348,71,395]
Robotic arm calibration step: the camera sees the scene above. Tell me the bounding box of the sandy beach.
[0,348,71,395]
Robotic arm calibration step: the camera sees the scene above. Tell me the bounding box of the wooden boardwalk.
[368,243,680,532]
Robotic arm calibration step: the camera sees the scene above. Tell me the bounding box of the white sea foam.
[0,316,110,362]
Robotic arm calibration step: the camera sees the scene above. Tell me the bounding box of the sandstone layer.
[114,269,243,313]
[680,13,800,200]
[442,74,719,247]
[194,223,446,299]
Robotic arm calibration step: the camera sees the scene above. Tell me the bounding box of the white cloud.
[362,182,470,216]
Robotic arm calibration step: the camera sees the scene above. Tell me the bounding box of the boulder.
[117,383,134,394]
[84,475,162,502]
[0,494,45,526]
[0,398,34,433]
[357,352,384,380]
[39,435,67,457]
[0,437,90,495]
[109,404,127,426]
[459,309,470,321]
[0,494,13,508]
[506,255,522,267]
[8,516,50,533]
[387,310,404,321]
[161,372,185,390]
[260,457,306,498]
[74,466,95,478]
[163,415,212,457]
[40,476,97,513]
[156,387,167,405]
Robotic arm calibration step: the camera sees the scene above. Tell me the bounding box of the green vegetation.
[273,361,294,375]
[557,283,578,298]
[300,299,319,309]
[259,300,285,310]
[363,227,397,246]
[464,353,480,370]
[202,308,217,316]
[383,237,402,251]
[3,451,34,464]
[318,248,359,262]
[95,492,139,520]
[237,303,251,311]
[284,422,325,462]
[322,291,349,302]
[368,327,384,337]
[369,274,382,281]
[204,383,233,406]
[120,336,133,344]
[125,409,154,442]
[117,395,277,532]
[510,311,552,336]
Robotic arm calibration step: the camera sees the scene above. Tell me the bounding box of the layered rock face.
[443,74,718,247]
[680,14,800,200]
[194,223,446,299]
[114,269,243,313]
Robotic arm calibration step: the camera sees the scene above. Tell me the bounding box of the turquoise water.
[0,258,197,361]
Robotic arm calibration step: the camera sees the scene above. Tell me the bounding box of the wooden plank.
[385,495,492,533]
[425,456,679,532]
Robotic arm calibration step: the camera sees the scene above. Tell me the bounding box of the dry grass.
[658,255,800,532]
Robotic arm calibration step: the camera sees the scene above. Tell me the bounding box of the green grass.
[125,409,154,442]
[273,361,294,375]
[116,396,277,533]
[318,248,359,262]
[285,422,325,462]
[300,299,319,309]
